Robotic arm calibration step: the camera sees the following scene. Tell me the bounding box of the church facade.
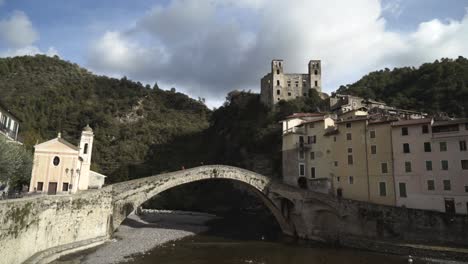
[28,125,106,195]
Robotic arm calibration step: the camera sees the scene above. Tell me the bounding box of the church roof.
[34,136,80,153]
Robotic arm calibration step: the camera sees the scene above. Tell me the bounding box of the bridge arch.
[110,165,296,236]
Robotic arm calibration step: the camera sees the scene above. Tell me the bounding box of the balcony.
[296,141,312,149]
[0,124,19,142]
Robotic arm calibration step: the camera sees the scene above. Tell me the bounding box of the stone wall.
[291,191,468,248]
[0,189,113,264]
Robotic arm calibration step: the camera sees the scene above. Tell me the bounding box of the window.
[287,81,291,87]
[288,92,291,96]
[311,167,316,178]
[433,124,459,133]
[334,161,338,167]
[399,182,407,198]
[422,125,429,134]
[314,69,318,75]
[441,160,449,170]
[379,182,387,196]
[310,152,315,160]
[424,142,431,152]
[37,182,44,191]
[276,90,280,95]
[461,160,468,170]
[370,130,376,138]
[346,123,351,128]
[299,150,305,160]
[401,127,408,136]
[62,182,69,192]
[460,140,467,151]
[309,123,315,128]
[405,161,412,172]
[349,176,354,184]
[53,156,60,166]
[425,161,433,171]
[426,180,435,191]
[336,176,340,182]
[465,186,468,193]
[403,143,410,153]
[347,148,352,153]
[346,133,352,140]
[333,136,337,142]
[312,135,317,143]
[371,145,377,154]
[84,143,89,154]
[277,69,280,75]
[348,155,354,165]
[314,80,318,87]
[299,164,305,176]
[466,123,468,130]
[277,80,280,86]
[439,142,447,152]
[443,180,451,191]
[381,163,388,174]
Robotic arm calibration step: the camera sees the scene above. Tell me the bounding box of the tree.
[0,136,33,191]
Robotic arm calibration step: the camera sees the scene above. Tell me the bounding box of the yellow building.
[28,125,106,194]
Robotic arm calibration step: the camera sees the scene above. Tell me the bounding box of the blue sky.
[1,0,468,107]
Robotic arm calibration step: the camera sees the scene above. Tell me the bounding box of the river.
[126,212,407,264]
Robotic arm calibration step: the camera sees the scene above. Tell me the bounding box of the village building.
[260,60,325,107]
[392,117,468,214]
[28,125,106,195]
[0,100,21,142]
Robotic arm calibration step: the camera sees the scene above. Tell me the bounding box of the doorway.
[444,198,455,214]
[48,182,58,195]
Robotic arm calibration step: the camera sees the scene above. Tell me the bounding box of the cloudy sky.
[1,0,468,107]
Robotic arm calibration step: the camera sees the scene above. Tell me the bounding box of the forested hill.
[0,55,211,182]
[336,56,468,117]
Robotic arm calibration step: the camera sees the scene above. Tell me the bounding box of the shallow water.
[128,212,407,264]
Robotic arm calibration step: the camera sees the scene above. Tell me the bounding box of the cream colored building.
[392,118,468,214]
[28,125,106,194]
[281,113,335,191]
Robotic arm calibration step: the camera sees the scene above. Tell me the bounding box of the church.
[28,125,106,195]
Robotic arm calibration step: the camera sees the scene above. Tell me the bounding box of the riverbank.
[53,209,218,264]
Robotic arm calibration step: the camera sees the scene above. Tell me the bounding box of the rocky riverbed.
[53,209,218,264]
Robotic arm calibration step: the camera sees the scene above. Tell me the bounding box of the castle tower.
[308,60,322,92]
[77,124,94,190]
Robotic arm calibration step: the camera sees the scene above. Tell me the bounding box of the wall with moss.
[0,188,113,264]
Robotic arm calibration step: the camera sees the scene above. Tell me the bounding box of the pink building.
[392,118,468,214]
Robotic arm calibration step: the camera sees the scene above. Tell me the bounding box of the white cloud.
[86,0,468,107]
[0,11,38,48]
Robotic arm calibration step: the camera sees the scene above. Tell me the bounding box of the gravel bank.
[53,209,218,264]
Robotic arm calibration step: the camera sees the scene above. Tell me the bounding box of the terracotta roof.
[301,117,325,125]
[335,116,368,124]
[285,112,325,119]
[391,118,432,127]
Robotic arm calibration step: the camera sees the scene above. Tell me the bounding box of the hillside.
[0,55,211,183]
[336,56,468,117]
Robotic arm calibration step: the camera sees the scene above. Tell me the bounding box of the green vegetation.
[337,56,468,117]
[0,55,210,183]
[0,136,32,190]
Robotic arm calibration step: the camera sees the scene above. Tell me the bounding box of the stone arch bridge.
[110,165,311,236]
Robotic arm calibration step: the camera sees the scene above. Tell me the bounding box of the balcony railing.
[296,141,312,149]
[283,126,305,135]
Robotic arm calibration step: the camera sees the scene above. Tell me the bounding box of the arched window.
[276,90,280,95]
[277,80,280,86]
[84,143,89,154]
[314,69,318,75]
[276,69,280,75]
